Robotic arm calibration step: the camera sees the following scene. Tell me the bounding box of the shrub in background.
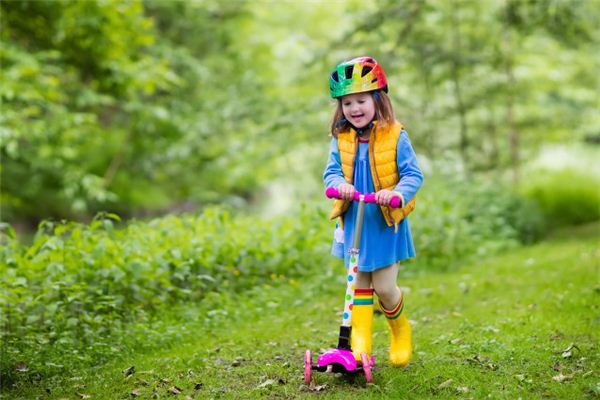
[0,207,332,382]
[409,175,545,270]
[521,168,600,227]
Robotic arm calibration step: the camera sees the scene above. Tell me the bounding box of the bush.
[0,207,332,381]
[409,175,545,270]
[521,168,600,227]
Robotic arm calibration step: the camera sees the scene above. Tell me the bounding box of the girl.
[323,56,424,367]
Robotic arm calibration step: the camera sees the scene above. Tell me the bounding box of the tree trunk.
[103,130,134,189]
[487,104,499,169]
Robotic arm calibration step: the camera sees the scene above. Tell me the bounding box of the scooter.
[304,187,401,384]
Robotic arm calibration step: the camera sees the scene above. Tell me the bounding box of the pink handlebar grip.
[325,187,402,209]
[325,186,341,199]
[389,197,401,208]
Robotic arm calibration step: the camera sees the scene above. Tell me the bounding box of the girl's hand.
[337,183,356,201]
[376,189,402,206]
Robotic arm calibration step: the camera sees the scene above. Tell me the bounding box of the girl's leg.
[351,271,373,361]
[355,271,372,288]
[372,263,412,367]
[371,263,401,309]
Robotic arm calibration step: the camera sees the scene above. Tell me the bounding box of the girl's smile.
[342,92,376,129]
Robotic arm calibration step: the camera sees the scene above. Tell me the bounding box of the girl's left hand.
[375,189,402,206]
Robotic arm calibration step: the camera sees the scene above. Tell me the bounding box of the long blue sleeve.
[394,130,424,204]
[323,138,347,189]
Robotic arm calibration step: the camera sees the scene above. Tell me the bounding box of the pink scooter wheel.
[304,350,312,384]
[361,352,373,383]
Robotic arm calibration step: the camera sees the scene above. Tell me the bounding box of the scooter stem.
[337,194,366,350]
[352,195,366,249]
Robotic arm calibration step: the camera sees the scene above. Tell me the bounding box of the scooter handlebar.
[325,187,402,208]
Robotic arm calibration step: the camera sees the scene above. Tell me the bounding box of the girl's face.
[341,92,376,129]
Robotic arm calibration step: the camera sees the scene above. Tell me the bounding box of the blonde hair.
[329,90,396,137]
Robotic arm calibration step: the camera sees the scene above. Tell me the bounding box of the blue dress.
[323,130,424,272]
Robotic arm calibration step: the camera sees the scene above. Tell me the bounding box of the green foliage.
[0,206,331,381]
[411,175,545,270]
[522,168,600,227]
[2,0,598,224]
[0,0,178,220]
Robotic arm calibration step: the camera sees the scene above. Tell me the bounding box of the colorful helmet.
[329,56,388,98]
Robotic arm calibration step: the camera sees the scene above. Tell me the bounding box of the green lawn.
[5,223,599,399]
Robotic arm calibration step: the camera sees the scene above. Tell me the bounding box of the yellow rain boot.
[380,293,412,367]
[351,288,374,362]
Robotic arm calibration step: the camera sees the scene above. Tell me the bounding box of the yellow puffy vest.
[329,121,416,229]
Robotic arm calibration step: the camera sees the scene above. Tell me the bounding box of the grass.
[3,223,599,399]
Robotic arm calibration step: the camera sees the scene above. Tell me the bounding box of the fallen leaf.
[309,382,327,392]
[467,354,483,364]
[437,379,453,389]
[515,374,526,382]
[168,386,183,395]
[552,373,574,383]
[138,379,150,386]
[456,386,469,393]
[123,366,135,377]
[560,343,580,359]
[15,362,28,372]
[257,379,276,389]
[449,338,463,345]
[131,389,142,397]
[76,393,92,399]
[487,363,498,371]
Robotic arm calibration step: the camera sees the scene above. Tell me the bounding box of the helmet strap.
[356,121,374,136]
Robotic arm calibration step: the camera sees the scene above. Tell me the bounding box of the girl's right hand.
[337,183,356,201]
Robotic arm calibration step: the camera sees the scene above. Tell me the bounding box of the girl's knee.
[374,284,400,307]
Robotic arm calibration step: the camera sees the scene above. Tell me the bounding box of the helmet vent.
[371,78,378,83]
[361,66,373,77]
[345,65,354,79]
[331,71,339,82]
